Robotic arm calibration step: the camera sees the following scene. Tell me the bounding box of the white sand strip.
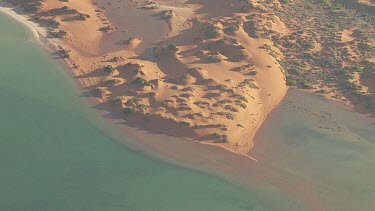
[0,3,58,51]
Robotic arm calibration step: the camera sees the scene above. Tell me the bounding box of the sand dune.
[1,0,289,155]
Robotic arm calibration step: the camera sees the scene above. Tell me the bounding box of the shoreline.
[0,3,276,160]
[0,3,44,44]
[0,4,235,183]
[0,6,315,209]
[1,3,374,210]
[0,8,335,209]
[306,88,375,117]
[0,3,81,78]
[1,0,372,159]
[0,1,368,162]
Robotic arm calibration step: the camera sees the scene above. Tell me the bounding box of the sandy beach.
[0,0,290,156]
[1,2,374,210]
[0,3,319,209]
[0,4,46,45]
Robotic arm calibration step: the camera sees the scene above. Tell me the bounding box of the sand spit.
[1,0,289,155]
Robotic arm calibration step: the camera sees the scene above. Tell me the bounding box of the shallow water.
[2,8,374,211]
[253,90,375,210]
[0,13,269,211]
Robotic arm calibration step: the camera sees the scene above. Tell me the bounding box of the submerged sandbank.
[253,89,375,210]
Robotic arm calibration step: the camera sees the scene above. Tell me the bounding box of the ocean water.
[0,12,269,211]
[2,9,374,211]
[253,90,375,210]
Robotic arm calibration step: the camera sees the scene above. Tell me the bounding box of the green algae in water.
[0,12,273,211]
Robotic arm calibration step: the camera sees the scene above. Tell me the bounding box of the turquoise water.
[2,10,374,211]
[0,13,269,211]
[253,90,375,210]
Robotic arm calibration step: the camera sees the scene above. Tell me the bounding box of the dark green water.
[0,13,269,211]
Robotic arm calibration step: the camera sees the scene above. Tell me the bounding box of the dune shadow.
[61,16,83,22]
